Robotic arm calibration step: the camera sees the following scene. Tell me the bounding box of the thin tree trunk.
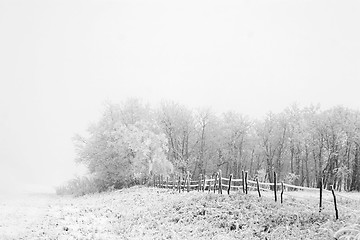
[249,149,255,177]
[318,139,323,188]
[290,144,294,173]
[351,143,360,191]
[305,145,310,187]
[313,149,318,187]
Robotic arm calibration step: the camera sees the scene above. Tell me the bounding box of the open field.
[0,193,57,240]
[1,187,360,240]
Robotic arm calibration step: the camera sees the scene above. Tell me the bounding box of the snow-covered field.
[0,193,56,240]
[0,186,359,239]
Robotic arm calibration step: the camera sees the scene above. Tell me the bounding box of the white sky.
[0,0,359,193]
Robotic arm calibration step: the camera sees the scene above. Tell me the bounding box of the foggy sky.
[0,0,359,193]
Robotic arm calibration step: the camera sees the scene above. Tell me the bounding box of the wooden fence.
[152,170,360,220]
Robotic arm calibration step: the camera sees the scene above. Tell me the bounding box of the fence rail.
[152,170,360,220]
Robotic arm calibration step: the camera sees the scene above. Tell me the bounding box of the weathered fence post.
[198,174,202,192]
[172,175,175,190]
[203,175,206,192]
[181,176,183,192]
[208,175,211,193]
[227,174,232,195]
[319,177,323,213]
[281,182,284,204]
[331,185,339,220]
[256,178,261,197]
[242,170,245,193]
[178,175,181,193]
[153,175,156,187]
[245,171,248,194]
[218,170,223,194]
[214,173,218,193]
[166,176,169,189]
[274,172,277,202]
[187,171,190,193]
[182,176,186,192]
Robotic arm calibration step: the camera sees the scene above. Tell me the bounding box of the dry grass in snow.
[1,186,360,239]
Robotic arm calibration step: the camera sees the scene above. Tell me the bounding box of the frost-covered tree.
[68,98,360,193]
[74,101,173,190]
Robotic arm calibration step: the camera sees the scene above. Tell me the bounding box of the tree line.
[58,99,360,195]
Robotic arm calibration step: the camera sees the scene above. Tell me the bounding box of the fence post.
[208,175,211,193]
[172,175,175,190]
[274,172,277,202]
[187,171,190,193]
[331,185,339,220]
[166,176,169,189]
[319,177,323,213]
[203,175,206,192]
[214,173,218,193]
[242,170,245,193]
[218,170,222,194]
[281,182,284,204]
[178,175,181,193]
[256,178,261,197]
[245,171,248,194]
[198,173,201,192]
[182,176,186,192]
[153,175,156,187]
[227,174,232,195]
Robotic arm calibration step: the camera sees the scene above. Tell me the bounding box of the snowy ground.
[0,193,56,240]
[0,186,359,240]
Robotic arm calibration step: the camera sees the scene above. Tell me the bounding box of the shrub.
[55,176,102,196]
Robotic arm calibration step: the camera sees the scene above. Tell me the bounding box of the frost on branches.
[73,101,173,191]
